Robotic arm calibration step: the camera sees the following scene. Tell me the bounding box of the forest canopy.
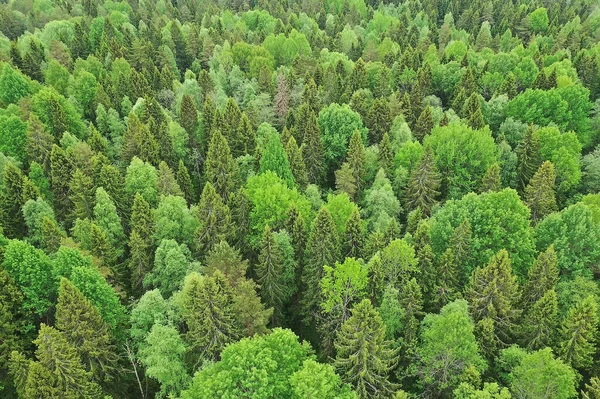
[1,0,600,398]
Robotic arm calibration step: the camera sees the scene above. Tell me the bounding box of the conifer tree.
[0,163,27,238]
[14,324,103,399]
[414,105,434,142]
[334,299,398,398]
[450,219,472,284]
[204,130,237,203]
[50,144,74,222]
[221,98,242,145]
[285,203,307,262]
[467,250,521,346]
[532,69,548,89]
[157,161,183,197]
[235,112,255,157]
[583,377,600,399]
[182,272,239,363]
[524,161,557,223]
[176,160,194,205]
[414,220,436,309]
[55,278,118,382]
[194,182,232,256]
[347,130,366,197]
[399,277,424,343]
[546,68,557,89]
[302,110,325,185]
[301,208,341,322]
[228,187,251,251]
[497,72,517,99]
[335,162,358,200]
[452,88,467,117]
[367,98,392,145]
[40,216,63,254]
[179,94,198,136]
[463,93,485,129]
[201,96,216,147]
[90,222,117,266]
[285,137,308,189]
[459,67,476,97]
[432,248,460,310]
[69,168,95,221]
[405,144,441,216]
[559,295,598,372]
[26,115,54,172]
[522,289,558,350]
[256,225,286,321]
[379,133,393,175]
[479,163,501,192]
[344,208,365,259]
[516,125,541,191]
[522,245,559,308]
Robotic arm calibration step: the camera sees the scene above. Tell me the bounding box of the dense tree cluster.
[1,0,600,397]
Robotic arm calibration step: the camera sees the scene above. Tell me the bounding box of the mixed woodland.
[2,0,600,397]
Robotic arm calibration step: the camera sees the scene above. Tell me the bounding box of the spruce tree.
[69,168,95,221]
[0,163,27,238]
[26,115,54,172]
[459,67,476,97]
[467,249,521,346]
[335,162,358,200]
[379,133,393,175]
[413,106,434,142]
[301,208,341,322]
[194,182,232,256]
[157,161,183,197]
[201,96,216,147]
[516,125,541,191]
[524,161,557,223]
[302,110,325,185]
[55,278,118,382]
[334,299,398,398]
[367,98,392,145]
[522,245,559,308]
[285,137,308,189]
[432,248,460,310]
[405,144,441,216]
[236,112,255,157]
[182,272,239,363]
[463,93,485,129]
[497,72,517,99]
[450,219,472,285]
[17,324,103,399]
[414,220,436,310]
[399,277,424,343]
[452,88,467,117]
[221,98,242,145]
[285,203,307,262]
[89,222,117,267]
[50,144,74,222]
[559,295,598,372]
[204,130,237,203]
[176,160,194,205]
[256,225,286,321]
[179,94,198,136]
[40,216,63,254]
[583,377,600,399]
[344,208,365,259]
[479,163,501,192]
[346,130,366,197]
[522,289,558,350]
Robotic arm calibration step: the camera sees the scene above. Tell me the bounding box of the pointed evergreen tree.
[367,98,392,145]
[335,162,358,200]
[346,130,366,197]
[497,72,517,99]
[344,208,365,259]
[467,250,521,346]
[522,289,558,350]
[414,220,436,309]
[301,208,341,322]
[525,161,557,223]
[522,245,559,308]
[50,144,74,222]
[26,115,54,172]
[450,219,473,285]
[405,144,441,216]
[176,160,194,205]
[532,69,548,89]
[334,299,398,398]
[285,203,307,262]
[256,225,286,321]
[157,161,183,197]
[56,278,118,382]
[221,98,242,145]
[235,112,255,157]
[432,248,460,310]
[17,324,103,398]
[452,88,467,117]
[40,216,63,254]
[195,182,232,256]
[285,136,308,189]
[582,377,600,399]
[413,105,434,142]
[89,222,118,266]
[182,272,239,363]
[204,130,237,203]
[379,133,393,175]
[559,295,598,372]
[69,168,95,221]
[179,94,198,137]
[463,93,485,129]
[399,277,424,344]
[479,163,501,192]
[459,67,476,97]
[201,96,216,147]
[0,163,27,238]
[516,125,541,191]
[302,110,325,185]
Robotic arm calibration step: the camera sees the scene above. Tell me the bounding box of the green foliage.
[318,103,367,169]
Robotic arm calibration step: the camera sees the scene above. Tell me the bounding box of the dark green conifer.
[379,133,393,175]
[302,110,325,185]
[414,105,434,142]
[516,125,541,191]
[285,137,308,189]
[204,130,237,203]
[524,161,557,223]
[405,144,440,216]
[194,182,232,256]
